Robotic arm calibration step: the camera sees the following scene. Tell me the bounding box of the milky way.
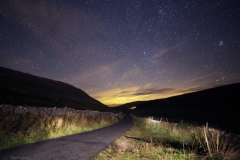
[0,0,240,106]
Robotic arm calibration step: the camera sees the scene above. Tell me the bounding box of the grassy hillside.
[136,83,240,110]
[0,66,117,113]
[118,83,240,133]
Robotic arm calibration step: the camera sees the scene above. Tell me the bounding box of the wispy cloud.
[132,88,174,96]
[121,67,142,80]
[157,41,186,57]
[67,59,123,85]
[92,85,204,107]
[184,73,216,83]
[173,86,205,94]
[132,86,203,96]
[199,73,240,88]
[0,0,107,61]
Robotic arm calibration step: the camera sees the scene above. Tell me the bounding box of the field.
[95,115,240,160]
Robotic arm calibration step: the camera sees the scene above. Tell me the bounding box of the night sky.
[0,0,240,107]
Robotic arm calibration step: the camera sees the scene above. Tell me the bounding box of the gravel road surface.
[0,114,133,160]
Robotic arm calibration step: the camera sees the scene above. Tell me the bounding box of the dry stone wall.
[0,104,123,120]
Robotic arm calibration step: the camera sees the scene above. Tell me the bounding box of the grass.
[94,115,240,160]
[132,109,240,134]
[195,127,240,159]
[95,136,197,160]
[0,111,123,149]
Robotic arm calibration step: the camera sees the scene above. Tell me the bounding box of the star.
[0,0,239,106]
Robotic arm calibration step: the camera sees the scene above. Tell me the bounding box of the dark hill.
[136,83,240,110]
[129,83,240,133]
[0,66,117,113]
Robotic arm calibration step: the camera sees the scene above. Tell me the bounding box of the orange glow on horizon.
[91,85,205,107]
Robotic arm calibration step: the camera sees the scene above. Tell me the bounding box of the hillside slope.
[127,83,240,133]
[0,67,117,113]
[136,83,240,110]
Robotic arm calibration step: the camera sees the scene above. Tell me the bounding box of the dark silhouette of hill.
[0,66,117,113]
[126,83,240,133]
[136,83,240,110]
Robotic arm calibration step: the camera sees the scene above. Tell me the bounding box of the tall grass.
[95,115,240,160]
[95,115,199,160]
[194,126,240,159]
[0,109,123,149]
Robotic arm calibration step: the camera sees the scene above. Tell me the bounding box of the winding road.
[0,114,133,160]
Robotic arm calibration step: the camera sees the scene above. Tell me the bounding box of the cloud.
[157,41,185,57]
[173,86,205,94]
[66,59,123,85]
[133,88,175,96]
[92,86,141,106]
[76,65,111,80]
[184,74,216,84]
[121,67,142,80]
[0,0,107,61]
[132,86,204,96]
[91,85,204,107]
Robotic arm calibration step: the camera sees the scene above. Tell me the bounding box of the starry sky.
[0,0,240,107]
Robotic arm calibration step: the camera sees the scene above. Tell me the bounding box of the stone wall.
[0,104,123,119]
